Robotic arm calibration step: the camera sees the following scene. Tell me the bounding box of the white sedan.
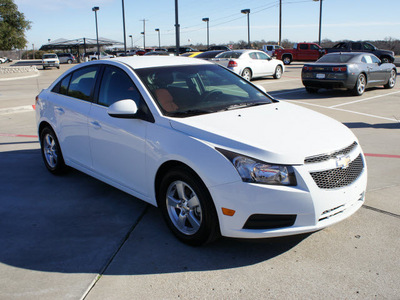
[36,56,367,245]
[212,49,284,81]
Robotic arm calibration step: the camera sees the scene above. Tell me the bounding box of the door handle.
[55,107,64,115]
[90,121,102,130]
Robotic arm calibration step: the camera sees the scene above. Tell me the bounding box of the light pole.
[92,6,100,60]
[129,34,133,50]
[140,19,148,49]
[174,0,180,56]
[202,18,209,50]
[241,9,250,48]
[313,0,323,45]
[155,28,161,48]
[121,0,127,55]
[141,32,145,49]
[279,0,282,46]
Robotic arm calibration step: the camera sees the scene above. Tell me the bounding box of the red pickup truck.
[275,43,325,65]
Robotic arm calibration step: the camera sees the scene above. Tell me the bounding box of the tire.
[380,57,390,64]
[43,66,46,70]
[384,69,396,89]
[273,65,283,79]
[67,59,72,64]
[158,166,220,246]
[40,127,67,175]
[305,87,318,93]
[352,73,366,96]
[282,55,292,65]
[241,68,252,81]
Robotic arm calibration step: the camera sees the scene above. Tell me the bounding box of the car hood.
[169,101,356,165]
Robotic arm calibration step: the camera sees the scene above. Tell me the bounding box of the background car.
[180,51,202,57]
[167,47,198,55]
[42,53,60,69]
[212,49,284,80]
[57,53,75,64]
[262,44,283,57]
[144,51,170,56]
[36,56,367,245]
[302,52,397,95]
[194,50,226,60]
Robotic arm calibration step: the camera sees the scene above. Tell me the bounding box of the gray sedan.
[302,52,397,95]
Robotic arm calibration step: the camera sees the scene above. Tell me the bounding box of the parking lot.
[0,62,399,299]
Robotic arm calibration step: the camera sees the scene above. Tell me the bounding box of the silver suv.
[57,53,75,64]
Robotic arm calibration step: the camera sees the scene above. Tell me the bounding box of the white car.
[212,49,284,81]
[42,53,60,69]
[36,56,367,245]
[87,52,115,60]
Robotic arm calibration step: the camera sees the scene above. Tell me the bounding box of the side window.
[370,55,380,64]
[256,52,269,60]
[363,43,374,51]
[310,44,319,50]
[51,74,71,94]
[362,55,373,64]
[299,44,308,50]
[68,66,98,101]
[98,66,142,107]
[351,43,362,50]
[249,52,258,59]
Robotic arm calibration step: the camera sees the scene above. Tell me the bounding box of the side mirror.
[108,99,138,118]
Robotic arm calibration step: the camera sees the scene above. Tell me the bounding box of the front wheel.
[241,68,252,81]
[273,65,283,79]
[384,69,396,89]
[67,59,72,64]
[282,56,292,65]
[158,166,220,246]
[352,73,366,96]
[40,127,67,174]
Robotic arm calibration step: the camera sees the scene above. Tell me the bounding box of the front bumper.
[209,150,367,239]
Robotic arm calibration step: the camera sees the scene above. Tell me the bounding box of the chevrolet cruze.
[36,56,367,245]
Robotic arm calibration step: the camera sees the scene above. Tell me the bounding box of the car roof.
[111,56,213,69]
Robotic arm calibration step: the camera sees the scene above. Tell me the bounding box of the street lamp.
[241,9,250,48]
[155,28,161,49]
[174,0,180,56]
[202,18,209,50]
[92,6,100,60]
[141,32,145,49]
[129,34,133,50]
[121,0,127,55]
[313,0,323,45]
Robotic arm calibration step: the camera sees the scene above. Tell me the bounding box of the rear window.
[317,54,355,63]
[216,51,242,59]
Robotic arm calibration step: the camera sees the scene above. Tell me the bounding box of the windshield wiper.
[168,109,212,117]
[223,102,269,111]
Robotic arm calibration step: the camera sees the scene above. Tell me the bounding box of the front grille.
[310,154,364,189]
[305,142,358,164]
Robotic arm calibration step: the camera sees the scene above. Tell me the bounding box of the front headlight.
[217,148,297,186]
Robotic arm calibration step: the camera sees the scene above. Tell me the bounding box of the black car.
[325,41,395,63]
[302,52,397,96]
[195,50,226,60]
[167,47,198,55]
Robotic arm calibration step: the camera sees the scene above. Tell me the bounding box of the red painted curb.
[365,153,400,159]
[0,133,38,138]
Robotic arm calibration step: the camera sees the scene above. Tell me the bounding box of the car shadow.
[344,122,400,129]
[0,149,308,275]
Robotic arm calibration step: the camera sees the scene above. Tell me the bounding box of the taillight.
[332,67,347,72]
[227,60,238,68]
[303,66,313,71]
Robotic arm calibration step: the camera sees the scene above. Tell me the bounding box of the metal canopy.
[39,37,123,51]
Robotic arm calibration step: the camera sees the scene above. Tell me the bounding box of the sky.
[14,0,400,50]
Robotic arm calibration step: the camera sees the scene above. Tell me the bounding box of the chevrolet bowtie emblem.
[336,154,351,169]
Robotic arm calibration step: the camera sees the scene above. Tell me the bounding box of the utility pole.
[175,0,180,56]
[279,0,282,46]
[140,19,149,49]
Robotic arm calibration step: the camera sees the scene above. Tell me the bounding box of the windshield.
[317,54,354,63]
[135,64,273,117]
[43,54,57,59]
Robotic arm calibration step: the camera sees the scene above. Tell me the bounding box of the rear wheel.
[282,55,292,65]
[67,59,72,64]
[273,65,283,79]
[40,127,67,174]
[352,73,366,96]
[158,166,220,246]
[241,68,252,81]
[384,69,396,89]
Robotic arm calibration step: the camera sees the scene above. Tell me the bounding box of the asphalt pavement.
[0,61,399,299]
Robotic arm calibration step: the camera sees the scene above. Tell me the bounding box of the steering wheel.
[203,90,223,102]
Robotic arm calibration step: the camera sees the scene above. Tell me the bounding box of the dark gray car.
[302,52,397,96]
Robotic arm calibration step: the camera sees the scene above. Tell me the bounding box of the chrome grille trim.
[310,154,364,189]
[305,141,358,164]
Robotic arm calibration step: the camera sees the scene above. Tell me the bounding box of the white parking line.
[279,99,398,122]
[329,90,400,108]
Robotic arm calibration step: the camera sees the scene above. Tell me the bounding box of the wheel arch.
[38,121,55,142]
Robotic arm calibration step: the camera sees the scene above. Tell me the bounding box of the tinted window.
[67,66,98,101]
[135,64,273,117]
[249,52,258,59]
[51,74,71,94]
[310,44,320,50]
[363,43,375,51]
[98,66,142,107]
[351,43,362,50]
[317,54,354,63]
[216,51,241,59]
[299,44,308,50]
[256,52,270,60]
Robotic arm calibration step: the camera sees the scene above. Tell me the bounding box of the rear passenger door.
[51,65,100,168]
